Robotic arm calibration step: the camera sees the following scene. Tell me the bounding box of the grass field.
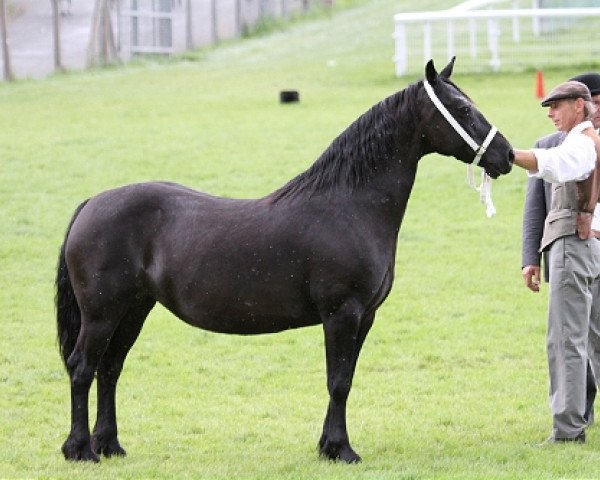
[3,0,600,478]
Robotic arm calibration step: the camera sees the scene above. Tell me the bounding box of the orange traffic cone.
[536,70,545,99]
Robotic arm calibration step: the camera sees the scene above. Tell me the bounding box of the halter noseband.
[423,80,498,166]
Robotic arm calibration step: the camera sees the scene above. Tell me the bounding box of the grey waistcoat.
[539,181,578,252]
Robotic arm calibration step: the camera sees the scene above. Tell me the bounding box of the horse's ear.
[425,59,438,84]
[439,56,456,79]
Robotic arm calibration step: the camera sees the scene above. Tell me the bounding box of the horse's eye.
[460,106,472,115]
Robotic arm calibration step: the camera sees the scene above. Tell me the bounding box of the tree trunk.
[185,0,192,50]
[235,0,241,37]
[87,0,119,67]
[51,0,64,72]
[211,0,218,44]
[0,0,14,81]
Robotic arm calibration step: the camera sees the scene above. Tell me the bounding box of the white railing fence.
[393,5,600,76]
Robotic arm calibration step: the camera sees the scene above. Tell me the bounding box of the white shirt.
[530,121,596,183]
[593,204,600,231]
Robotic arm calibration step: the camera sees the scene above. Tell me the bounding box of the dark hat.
[540,80,591,107]
[569,72,600,96]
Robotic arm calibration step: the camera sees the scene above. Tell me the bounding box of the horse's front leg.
[319,301,371,463]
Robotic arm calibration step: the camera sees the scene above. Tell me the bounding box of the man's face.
[547,98,583,132]
[591,94,600,129]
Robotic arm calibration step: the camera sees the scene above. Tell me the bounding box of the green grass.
[1,0,598,478]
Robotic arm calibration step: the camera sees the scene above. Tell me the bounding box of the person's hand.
[522,265,541,292]
[513,149,538,173]
[577,212,593,240]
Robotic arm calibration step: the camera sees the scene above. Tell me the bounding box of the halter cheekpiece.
[423,80,498,166]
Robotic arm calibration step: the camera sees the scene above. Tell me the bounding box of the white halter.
[423,79,498,217]
[423,80,498,166]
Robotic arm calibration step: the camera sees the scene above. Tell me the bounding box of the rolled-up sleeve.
[530,134,596,183]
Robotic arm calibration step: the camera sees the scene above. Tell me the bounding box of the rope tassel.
[467,165,496,218]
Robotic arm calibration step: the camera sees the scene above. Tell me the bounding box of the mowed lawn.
[3,0,600,478]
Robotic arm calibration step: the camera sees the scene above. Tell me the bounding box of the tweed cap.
[570,72,600,96]
[541,80,591,107]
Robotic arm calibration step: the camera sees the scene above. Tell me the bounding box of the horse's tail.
[56,199,89,368]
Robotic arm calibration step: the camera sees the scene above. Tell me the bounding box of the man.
[513,80,600,443]
[522,73,600,427]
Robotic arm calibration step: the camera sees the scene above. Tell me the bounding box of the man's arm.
[575,131,600,238]
[577,132,600,213]
[521,172,547,292]
[514,149,538,172]
[513,133,596,183]
[521,135,559,291]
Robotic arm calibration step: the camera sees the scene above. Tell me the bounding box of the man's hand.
[577,212,593,240]
[513,149,538,173]
[522,265,541,292]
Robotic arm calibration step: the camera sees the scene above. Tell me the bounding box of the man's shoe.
[555,430,586,443]
[538,431,586,446]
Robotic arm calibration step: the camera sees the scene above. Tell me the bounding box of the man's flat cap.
[570,72,600,96]
[541,80,591,107]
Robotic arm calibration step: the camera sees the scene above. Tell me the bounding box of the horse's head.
[419,58,513,179]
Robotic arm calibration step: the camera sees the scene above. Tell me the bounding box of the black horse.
[56,58,513,463]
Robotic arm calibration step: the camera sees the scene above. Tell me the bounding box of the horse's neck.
[267,87,426,207]
[361,142,421,228]
[361,98,424,202]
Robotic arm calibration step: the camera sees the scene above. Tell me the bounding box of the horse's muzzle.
[484,149,514,179]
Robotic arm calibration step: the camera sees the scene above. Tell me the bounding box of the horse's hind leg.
[62,312,123,462]
[319,304,374,463]
[92,297,155,458]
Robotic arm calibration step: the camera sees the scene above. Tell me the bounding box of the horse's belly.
[176,307,321,335]
[158,286,321,335]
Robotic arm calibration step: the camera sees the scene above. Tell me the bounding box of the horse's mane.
[268,82,422,203]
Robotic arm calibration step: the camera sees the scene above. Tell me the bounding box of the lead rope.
[467,165,496,218]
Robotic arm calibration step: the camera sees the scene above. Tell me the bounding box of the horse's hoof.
[338,446,361,464]
[319,441,361,464]
[91,435,127,458]
[62,439,100,463]
[102,444,127,458]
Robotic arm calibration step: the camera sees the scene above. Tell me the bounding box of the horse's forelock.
[442,77,474,104]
